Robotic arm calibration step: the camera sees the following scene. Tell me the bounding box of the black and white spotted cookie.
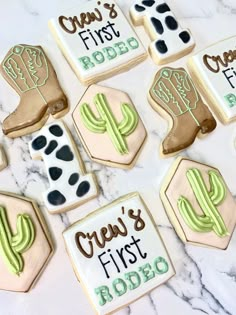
[130,0,195,64]
[29,121,98,214]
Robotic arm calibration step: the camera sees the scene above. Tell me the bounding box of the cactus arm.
[95,93,129,154]
[118,103,139,136]
[80,103,106,133]
[178,196,214,232]
[12,214,35,253]
[208,171,226,205]
[0,207,23,275]
[186,168,228,237]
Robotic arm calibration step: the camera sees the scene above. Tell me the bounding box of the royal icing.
[29,121,98,214]
[130,0,195,64]
[63,193,175,315]
[188,36,236,122]
[48,1,147,84]
[73,84,147,168]
[0,45,68,138]
[161,157,236,249]
[149,67,216,155]
[0,192,53,292]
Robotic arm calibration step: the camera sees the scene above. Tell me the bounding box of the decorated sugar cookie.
[29,121,98,214]
[188,36,236,124]
[72,84,147,168]
[48,0,147,85]
[130,0,195,64]
[0,44,68,138]
[160,157,236,249]
[63,192,175,315]
[0,192,53,292]
[0,145,7,171]
[148,67,216,156]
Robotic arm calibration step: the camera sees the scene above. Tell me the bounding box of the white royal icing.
[130,0,195,63]
[29,121,98,214]
[49,0,146,83]
[63,193,175,315]
[189,36,236,120]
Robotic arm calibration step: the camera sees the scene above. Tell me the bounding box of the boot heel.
[200,119,217,134]
[49,95,69,118]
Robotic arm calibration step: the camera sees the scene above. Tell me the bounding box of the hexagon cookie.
[0,192,53,292]
[160,157,236,249]
[72,85,147,169]
[63,192,175,315]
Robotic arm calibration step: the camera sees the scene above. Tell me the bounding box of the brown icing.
[75,207,146,258]
[203,49,236,73]
[149,67,216,155]
[0,44,68,138]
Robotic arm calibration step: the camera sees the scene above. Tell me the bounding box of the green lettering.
[127,37,139,50]
[92,51,105,64]
[78,56,95,70]
[102,47,117,60]
[125,271,141,290]
[153,257,169,275]
[112,278,127,297]
[114,41,129,55]
[94,286,113,306]
[138,263,155,282]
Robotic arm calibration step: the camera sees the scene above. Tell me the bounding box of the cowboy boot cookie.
[148,67,216,156]
[0,44,68,138]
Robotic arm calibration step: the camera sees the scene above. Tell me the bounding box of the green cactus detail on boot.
[177,168,229,237]
[0,207,35,275]
[80,93,139,154]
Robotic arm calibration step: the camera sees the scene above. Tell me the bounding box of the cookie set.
[0,0,236,314]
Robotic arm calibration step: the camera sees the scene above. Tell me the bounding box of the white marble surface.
[0,0,236,314]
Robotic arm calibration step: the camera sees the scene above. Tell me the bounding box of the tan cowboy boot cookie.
[148,67,216,157]
[0,44,68,138]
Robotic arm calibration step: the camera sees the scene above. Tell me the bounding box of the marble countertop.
[1,0,236,314]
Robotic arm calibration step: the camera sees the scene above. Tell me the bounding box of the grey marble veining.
[0,0,236,315]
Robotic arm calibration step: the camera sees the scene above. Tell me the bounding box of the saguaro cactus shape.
[80,93,139,154]
[0,207,35,275]
[177,168,229,237]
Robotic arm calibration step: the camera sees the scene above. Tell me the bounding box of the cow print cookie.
[48,0,147,85]
[130,0,195,64]
[29,121,98,214]
[63,192,175,315]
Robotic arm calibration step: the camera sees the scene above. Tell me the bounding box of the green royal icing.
[125,271,141,290]
[95,286,113,306]
[112,278,127,297]
[152,68,201,126]
[0,206,35,275]
[138,263,155,282]
[178,168,229,237]
[80,93,139,155]
[2,45,49,104]
[153,257,169,274]
[224,93,236,108]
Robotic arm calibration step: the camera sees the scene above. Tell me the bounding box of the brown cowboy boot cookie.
[0,44,68,138]
[148,67,216,156]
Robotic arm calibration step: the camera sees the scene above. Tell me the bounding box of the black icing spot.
[179,31,191,43]
[134,4,145,12]
[76,181,90,197]
[56,145,74,161]
[165,16,178,30]
[47,190,66,205]
[142,0,155,7]
[32,136,47,151]
[156,3,170,13]
[49,124,63,137]
[151,17,164,34]
[68,173,79,186]
[49,167,62,181]
[155,40,168,54]
[45,140,58,155]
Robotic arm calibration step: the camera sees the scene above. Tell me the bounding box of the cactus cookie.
[160,157,236,249]
[73,85,147,169]
[0,44,68,138]
[63,192,175,315]
[0,192,53,292]
[148,67,216,157]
